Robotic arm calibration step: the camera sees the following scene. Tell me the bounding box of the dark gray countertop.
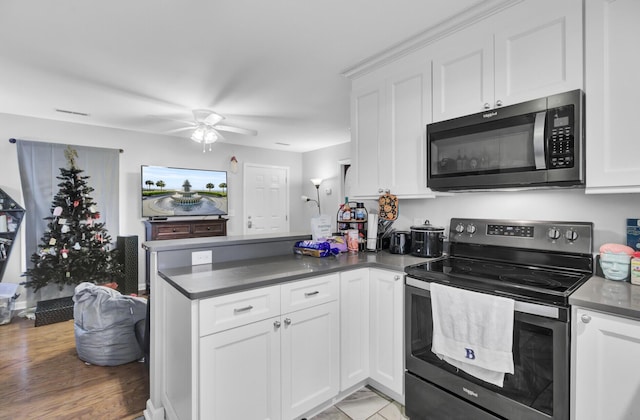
[569,275,640,321]
[143,231,313,252]
[159,250,436,300]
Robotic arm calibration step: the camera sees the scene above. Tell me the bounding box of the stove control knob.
[547,228,561,240]
[565,230,579,242]
[455,223,465,233]
[466,224,477,234]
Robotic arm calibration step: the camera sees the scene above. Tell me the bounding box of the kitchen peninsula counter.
[159,250,432,300]
[570,275,640,321]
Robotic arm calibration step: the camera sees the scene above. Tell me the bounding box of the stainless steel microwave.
[427,89,584,191]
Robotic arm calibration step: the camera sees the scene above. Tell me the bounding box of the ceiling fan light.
[191,126,205,142]
[204,129,218,143]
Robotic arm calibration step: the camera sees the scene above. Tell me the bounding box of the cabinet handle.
[580,314,591,324]
[234,305,253,313]
[284,318,292,325]
[274,320,281,328]
[172,228,177,232]
[484,103,491,110]
[304,291,319,297]
[206,227,211,230]
[495,100,503,107]
[394,275,401,281]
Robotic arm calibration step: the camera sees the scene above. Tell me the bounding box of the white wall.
[303,142,640,250]
[0,113,306,308]
[301,142,351,226]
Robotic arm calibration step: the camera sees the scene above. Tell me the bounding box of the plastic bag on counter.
[294,239,342,258]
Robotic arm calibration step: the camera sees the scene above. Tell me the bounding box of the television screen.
[141,165,228,218]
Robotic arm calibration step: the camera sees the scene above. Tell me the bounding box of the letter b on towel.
[465,348,476,360]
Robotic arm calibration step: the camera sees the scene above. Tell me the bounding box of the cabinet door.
[281,301,339,420]
[431,26,493,122]
[387,54,434,198]
[350,80,385,198]
[585,0,640,192]
[340,269,370,390]
[200,317,281,420]
[573,308,640,420]
[493,0,583,106]
[369,269,404,397]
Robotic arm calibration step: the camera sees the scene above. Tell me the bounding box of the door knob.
[274,320,281,328]
[484,103,491,110]
[284,318,292,325]
[496,100,503,107]
[580,314,591,324]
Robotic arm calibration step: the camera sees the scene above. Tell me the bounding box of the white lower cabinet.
[340,268,370,390]
[339,268,405,399]
[368,269,405,397]
[198,274,339,420]
[200,317,282,420]
[164,268,405,420]
[281,301,340,420]
[572,307,640,420]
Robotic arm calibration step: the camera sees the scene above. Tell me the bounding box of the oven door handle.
[492,289,560,319]
[405,277,560,319]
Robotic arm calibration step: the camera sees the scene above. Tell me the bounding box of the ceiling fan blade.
[165,126,195,134]
[192,109,225,126]
[216,124,258,136]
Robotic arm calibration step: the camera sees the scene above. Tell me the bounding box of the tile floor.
[309,386,408,420]
[134,386,406,420]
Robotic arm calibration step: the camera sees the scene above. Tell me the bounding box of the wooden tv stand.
[144,218,227,241]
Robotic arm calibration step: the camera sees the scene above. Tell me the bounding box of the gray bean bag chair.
[73,282,147,366]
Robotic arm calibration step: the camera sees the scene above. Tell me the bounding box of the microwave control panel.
[547,105,575,169]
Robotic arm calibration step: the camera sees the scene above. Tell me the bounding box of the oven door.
[405,280,569,420]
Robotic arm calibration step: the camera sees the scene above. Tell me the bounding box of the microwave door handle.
[533,111,547,170]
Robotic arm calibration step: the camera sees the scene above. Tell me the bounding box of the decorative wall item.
[0,188,25,281]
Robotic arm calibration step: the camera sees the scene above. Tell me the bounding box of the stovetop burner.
[405,256,591,306]
[404,218,594,307]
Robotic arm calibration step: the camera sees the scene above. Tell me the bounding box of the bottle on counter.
[342,197,352,221]
[337,203,344,221]
[631,252,640,285]
[355,203,367,221]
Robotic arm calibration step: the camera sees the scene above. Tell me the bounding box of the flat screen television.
[141,165,228,218]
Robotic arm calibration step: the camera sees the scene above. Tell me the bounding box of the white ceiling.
[0,0,486,153]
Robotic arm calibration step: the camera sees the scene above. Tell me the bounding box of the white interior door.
[244,163,289,235]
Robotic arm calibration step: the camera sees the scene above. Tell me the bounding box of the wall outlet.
[192,250,212,265]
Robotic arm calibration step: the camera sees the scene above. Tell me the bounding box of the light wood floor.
[0,315,148,420]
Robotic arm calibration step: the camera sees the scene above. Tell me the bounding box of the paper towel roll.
[367,213,379,250]
[0,215,7,233]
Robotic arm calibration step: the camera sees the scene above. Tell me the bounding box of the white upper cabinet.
[350,53,433,199]
[432,0,583,122]
[431,26,494,122]
[585,0,640,193]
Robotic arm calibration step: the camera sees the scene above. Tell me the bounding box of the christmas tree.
[23,146,124,292]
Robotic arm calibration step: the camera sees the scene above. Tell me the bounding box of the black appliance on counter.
[390,231,411,254]
[427,89,584,191]
[409,221,445,258]
[404,218,593,420]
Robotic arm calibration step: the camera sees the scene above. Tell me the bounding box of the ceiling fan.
[171,109,258,152]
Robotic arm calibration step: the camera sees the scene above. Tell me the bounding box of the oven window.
[409,293,554,416]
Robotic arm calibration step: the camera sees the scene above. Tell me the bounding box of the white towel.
[430,282,515,387]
